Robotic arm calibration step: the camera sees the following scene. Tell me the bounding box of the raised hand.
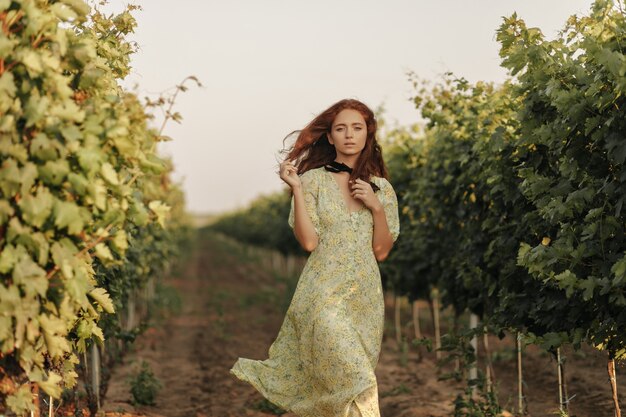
[350,178,383,212]
[278,160,301,190]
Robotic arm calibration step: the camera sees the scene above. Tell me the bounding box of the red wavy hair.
[281,99,389,188]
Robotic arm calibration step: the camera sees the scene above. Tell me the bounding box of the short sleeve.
[378,178,400,242]
[288,169,321,236]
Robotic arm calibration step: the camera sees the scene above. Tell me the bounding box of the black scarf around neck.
[323,160,380,192]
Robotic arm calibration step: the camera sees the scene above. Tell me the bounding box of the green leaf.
[50,240,76,280]
[0,316,12,343]
[553,269,578,297]
[76,317,104,342]
[100,162,120,185]
[0,244,18,274]
[111,229,128,253]
[0,200,15,225]
[15,232,50,266]
[6,384,35,415]
[7,217,32,243]
[89,288,115,314]
[68,172,89,196]
[87,179,107,210]
[18,186,53,228]
[49,100,85,123]
[139,153,167,174]
[20,163,39,196]
[13,256,48,297]
[30,133,58,161]
[38,159,70,186]
[0,71,16,100]
[129,200,149,226]
[77,147,104,177]
[579,278,597,301]
[53,200,86,234]
[63,265,91,308]
[39,314,70,359]
[60,125,82,142]
[0,158,20,197]
[37,372,63,398]
[50,3,78,21]
[149,200,170,228]
[60,0,91,18]
[24,93,50,127]
[19,49,44,76]
[112,135,138,155]
[93,242,114,263]
[540,332,567,350]
[611,254,626,286]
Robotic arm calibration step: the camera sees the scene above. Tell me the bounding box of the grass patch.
[128,361,162,406]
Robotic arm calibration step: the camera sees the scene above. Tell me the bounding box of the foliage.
[128,360,161,406]
[498,0,626,360]
[453,380,502,417]
[0,0,191,413]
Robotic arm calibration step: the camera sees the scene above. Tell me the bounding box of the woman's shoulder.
[300,166,325,179]
[298,166,324,188]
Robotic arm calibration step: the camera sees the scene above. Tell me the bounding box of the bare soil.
[102,231,623,417]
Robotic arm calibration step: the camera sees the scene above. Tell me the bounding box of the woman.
[230,98,400,417]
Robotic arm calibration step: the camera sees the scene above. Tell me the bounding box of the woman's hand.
[350,179,383,212]
[279,160,301,190]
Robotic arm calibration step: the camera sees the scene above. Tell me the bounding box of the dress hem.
[345,382,379,417]
[230,358,379,417]
[229,359,297,415]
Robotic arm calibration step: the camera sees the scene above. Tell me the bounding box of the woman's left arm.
[351,178,400,262]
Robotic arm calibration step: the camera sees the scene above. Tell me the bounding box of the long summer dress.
[230,166,400,417]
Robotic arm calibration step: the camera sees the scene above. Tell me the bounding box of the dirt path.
[102,231,623,417]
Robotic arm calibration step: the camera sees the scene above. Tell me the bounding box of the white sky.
[102,0,593,214]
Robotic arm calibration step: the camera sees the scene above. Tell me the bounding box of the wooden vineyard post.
[48,396,53,417]
[394,294,402,347]
[556,347,569,415]
[126,291,136,331]
[608,354,621,417]
[517,333,526,415]
[483,328,495,394]
[412,300,422,360]
[453,315,461,375]
[432,288,442,361]
[148,276,156,303]
[90,342,101,412]
[412,300,422,339]
[469,313,479,384]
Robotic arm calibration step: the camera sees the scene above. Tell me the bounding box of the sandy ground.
[102,231,623,417]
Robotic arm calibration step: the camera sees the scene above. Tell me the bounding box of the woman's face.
[327,108,367,158]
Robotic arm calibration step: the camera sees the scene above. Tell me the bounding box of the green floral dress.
[230,166,400,417]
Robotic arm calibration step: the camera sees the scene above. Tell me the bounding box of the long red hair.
[281,99,389,188]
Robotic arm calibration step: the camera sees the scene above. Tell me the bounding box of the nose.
[346,127,353,138]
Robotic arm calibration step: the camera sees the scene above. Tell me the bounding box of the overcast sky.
[103,0,594,214]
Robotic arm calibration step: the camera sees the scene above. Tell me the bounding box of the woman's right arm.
[291,184,319,252]
[279,161,320,252]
